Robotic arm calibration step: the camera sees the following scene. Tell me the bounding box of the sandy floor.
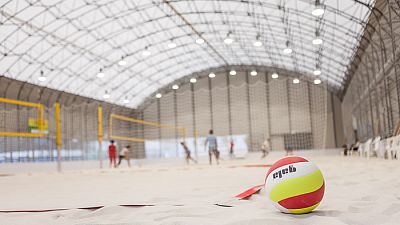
[1,150,400,225]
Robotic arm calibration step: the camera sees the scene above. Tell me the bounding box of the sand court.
[1,152,400,225]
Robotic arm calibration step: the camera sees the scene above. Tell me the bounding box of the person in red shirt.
[108,140,117,168]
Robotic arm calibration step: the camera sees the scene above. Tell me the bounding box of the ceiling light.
[283,40,292,54]
[314,79,322,85]
[312,38,323,45]
[123,98,130,104]
[155,93,162,98]
[172,84,179,90]
[250,70,257,76]
[293,78,300,84]
[38,70,46,82]
[313,69,321,76]
[271,73,279,79]
[168,42,177,49]
[224,37,234,45]
[196,38,205,44]
[312,1,325,16]
[142,49,151,56]
[229,70,236,76]
[253,40,263,47]
[253,34,262,47]
[208,73,216,78]
[312,7,325,16]
[97,69,105,78]
[283,47,293,54]
[190,78,197,83]
[224,32,234,45]
[103,92,110,99]
[118,57,126,66]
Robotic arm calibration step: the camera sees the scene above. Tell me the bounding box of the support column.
[173,90,178,156]
[157,98,162,157]
[208,77,214,129]
[226,71,233,137]
[245,71,254,151]
[190,83,198,157]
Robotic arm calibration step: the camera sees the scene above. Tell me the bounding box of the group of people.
[108,130,277,168]
[108,140,131,168]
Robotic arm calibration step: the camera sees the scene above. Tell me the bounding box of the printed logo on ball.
[272,165,296,179]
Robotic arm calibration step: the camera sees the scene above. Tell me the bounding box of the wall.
[341,0,400,143]
[142,68,339,154]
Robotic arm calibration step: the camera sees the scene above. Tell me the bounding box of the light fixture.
[293,78,300,84]
[190,78,197,83]
[271,73,279,79]
[103,91,110,99]
[253,40,262,47]
[118,57,126,66]
[123,97,130,104]
[313,38,323,45]
[313,30,323,45]
[172,84,179,90]
[156,93,162,98]
[142,48,151,56]
[283,48,292,54]
[208,73,216,78]
[313,69,321,76]
[224,32,234,45]
[314,79,322,84]
[196,38,205,44]
[168,42,177,49]
[312,0,325,16]
[253,34,263,47]
[38,70,46,82]
[283,41,292,54]
[250,70,257,76]
[229,70,236,76]
[97,68,105,78]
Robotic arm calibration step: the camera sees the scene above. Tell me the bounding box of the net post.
[55,102,62,172]
[98,106,103,169]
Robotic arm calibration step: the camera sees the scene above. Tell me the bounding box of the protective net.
[142,69,334,158]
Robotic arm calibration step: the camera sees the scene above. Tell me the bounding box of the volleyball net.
[109,113,188,158]
[0,97,46,137]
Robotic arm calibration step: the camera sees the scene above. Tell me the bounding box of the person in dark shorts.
[229,140,235,159]
[108,140,117,168]
[205,129,219,165]
[180,142,198,164]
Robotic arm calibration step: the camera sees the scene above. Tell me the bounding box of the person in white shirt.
[261,138,270,158]
[117,145,131,168]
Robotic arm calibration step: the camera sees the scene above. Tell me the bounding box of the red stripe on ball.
[277,182,325,209]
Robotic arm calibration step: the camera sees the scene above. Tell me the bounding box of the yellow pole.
[98,106,103,169]
[55,103,62,172]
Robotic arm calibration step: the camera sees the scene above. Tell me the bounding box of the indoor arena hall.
[1,1,400,225]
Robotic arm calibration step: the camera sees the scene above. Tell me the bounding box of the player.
[261,138,270,158]
[180,142,198,164]
[229,139,235,159]
[205,129,219,165]
[117,145,131,168]
[108,140,117,168]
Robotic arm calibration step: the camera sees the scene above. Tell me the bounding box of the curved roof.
[0,0,374,108]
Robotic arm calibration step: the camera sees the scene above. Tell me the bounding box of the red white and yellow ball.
[265,156,325,214]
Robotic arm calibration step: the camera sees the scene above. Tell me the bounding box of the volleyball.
[265,156,325,214]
